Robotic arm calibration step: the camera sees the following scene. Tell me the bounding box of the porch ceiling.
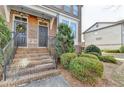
[8,5,56,20]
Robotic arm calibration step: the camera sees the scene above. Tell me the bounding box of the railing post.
[0,48,6,81]
[3,64,6,81]
[0,32,19,81]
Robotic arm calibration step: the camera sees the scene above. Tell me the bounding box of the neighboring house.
[0,5,82,52]
[83,21,124,50]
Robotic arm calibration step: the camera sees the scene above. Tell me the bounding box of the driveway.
[19,75,70,87]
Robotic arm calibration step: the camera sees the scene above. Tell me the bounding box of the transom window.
[15,16,27,22]
[73,5,78,16]
[64,5,71,13]
[39,22,48,26]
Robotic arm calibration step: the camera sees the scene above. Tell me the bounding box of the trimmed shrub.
[103,49,120,53]
[100,55,117,64]
[55,23,75,57]
[60,53,77,69]
[84,45,102,55]
[80,53,99,61]
[119,46,124,53]
[69,57,103,85]
[0,15,11,49]
[87,52,101,59]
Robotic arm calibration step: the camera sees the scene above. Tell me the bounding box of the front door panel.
[39,26,48,47]
[14,21,27,47]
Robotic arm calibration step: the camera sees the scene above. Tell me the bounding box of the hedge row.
[60,52,104,85]
[103,45,124,53]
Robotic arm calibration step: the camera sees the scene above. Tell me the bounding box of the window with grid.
[73,5,78,16]
[64,5,71,13]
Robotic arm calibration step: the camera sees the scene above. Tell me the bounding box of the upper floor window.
[73,5,78,16]
[64,5,71,13]
[62,19,69,25]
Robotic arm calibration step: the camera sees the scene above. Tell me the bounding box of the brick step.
[17,48,48,51]
[15,53,49,58]
[13,58,53,64]
[0,69,60,87]
[13,58,52,63]
[13,55,52,61]
[16,51,49,54]
[14,53,49,58]
[16,48,49,53]
[11,59,53,68]
[7,63,55,79]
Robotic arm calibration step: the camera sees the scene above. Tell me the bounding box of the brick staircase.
[0,48,59,87]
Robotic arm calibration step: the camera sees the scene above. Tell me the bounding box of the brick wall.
[28,15,38,48]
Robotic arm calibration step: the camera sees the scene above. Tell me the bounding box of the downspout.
[56,13,59,33]
[121,23,123,46]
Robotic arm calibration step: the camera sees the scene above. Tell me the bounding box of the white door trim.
[37,20,49,48]
[12,14,28,48]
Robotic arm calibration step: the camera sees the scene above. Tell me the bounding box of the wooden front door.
[39,26,48,47]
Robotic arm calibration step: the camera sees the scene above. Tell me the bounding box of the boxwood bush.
[84,45,102,55]
[87,52,101,59]
[119,46,124,53]
[99,55,117,64]
[80,53,99,61]
[60,53,77,69]
[69,57,103,85]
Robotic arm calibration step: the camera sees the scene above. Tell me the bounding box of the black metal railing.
[0,32,18,80]
[48,36,57,68]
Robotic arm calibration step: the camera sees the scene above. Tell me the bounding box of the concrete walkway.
[103,60,124,87]
[20,75,70,87]
[103,52,124,62]
[103,53,124,59]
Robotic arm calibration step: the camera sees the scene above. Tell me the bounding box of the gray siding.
[84,24,122,49]
[88,23,114,32]
[122,23,124,45]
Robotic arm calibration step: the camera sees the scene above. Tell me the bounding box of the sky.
[82,5,124,41]
[82,5,124,31]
